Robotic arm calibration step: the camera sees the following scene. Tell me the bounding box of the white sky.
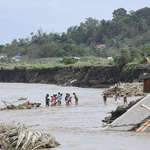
[0,0,150,45]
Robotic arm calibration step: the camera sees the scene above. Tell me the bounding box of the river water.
[0,83,150,150]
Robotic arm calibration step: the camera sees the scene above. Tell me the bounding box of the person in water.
[45,93,50,106]
[73,93,78,105]
[50,96,53,105]
[51,94,56,106]
[68,94,72,104]
[65,93,68,104]
[57,92,61,105]
[54,94,57,105]
[59,93,63,105]
[123,93,128,104]
[115,93,120,103]
[103,93,107,104]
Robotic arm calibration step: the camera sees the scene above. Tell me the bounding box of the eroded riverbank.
[0,65,149,88]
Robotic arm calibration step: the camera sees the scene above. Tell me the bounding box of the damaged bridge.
[103,94,150,131]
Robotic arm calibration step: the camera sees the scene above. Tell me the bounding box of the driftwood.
[0,124,60,149]
[18,97,28,100]
[1,100,13,107]
[1,100,41,110]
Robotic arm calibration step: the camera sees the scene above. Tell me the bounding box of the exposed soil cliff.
[0,65,149,88]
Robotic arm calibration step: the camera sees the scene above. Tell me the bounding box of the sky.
[0,0,150,45]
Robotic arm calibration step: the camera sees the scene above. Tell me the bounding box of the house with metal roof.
[97,44,106,48]
[11,55,22,61]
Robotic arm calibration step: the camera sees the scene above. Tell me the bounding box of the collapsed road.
[103,94,150,131]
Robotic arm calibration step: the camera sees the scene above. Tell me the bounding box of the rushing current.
[0,83,150,150]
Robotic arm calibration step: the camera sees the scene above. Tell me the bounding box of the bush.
[63,57,75,65]
[122,62,137,77]
[108,59,114,65]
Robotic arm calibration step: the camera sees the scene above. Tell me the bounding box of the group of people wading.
[45,92,78,106]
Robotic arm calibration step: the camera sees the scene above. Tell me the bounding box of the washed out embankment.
[102,81,150,131]
[103,94,150,131]
[102,82,145,125]
[0,65,149,87]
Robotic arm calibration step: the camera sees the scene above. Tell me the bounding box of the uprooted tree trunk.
[1,100,41,110]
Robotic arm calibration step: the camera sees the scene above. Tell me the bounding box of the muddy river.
[0,83,150,150]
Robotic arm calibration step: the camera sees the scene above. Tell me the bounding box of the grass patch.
[1,56,114,69]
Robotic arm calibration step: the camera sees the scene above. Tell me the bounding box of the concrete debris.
[103,94,150,131]
[102,97,143,124]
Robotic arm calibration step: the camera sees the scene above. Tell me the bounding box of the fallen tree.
[1,100,41,110]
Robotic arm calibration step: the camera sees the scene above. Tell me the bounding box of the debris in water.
[1,100,41,110]
[0,123,60,149]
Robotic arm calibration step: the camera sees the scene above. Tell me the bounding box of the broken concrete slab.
[102,97,143,124]
[103,94,150,131]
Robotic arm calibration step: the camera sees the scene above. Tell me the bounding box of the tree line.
[0,7,150,62]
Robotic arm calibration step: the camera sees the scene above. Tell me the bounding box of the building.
[139,73,150,93]
[59,57,80,63]
[107,57,113,60]
[11,55,22,61]
[0,54,7,59]
[72,57,80,62]
[97,44,106,49]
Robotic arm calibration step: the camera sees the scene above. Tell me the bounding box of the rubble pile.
[103,82,144,97]
[0,124,60,150]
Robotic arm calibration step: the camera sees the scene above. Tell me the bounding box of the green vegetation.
[63,57,76,65]
[114,49,132,69]
[1,56,113,69]
[1,7,150,74]
[122,62,138,77]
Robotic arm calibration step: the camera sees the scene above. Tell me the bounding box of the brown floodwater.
[0,83,150,150]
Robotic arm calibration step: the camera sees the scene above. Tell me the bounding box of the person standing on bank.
[103,93,107,104]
